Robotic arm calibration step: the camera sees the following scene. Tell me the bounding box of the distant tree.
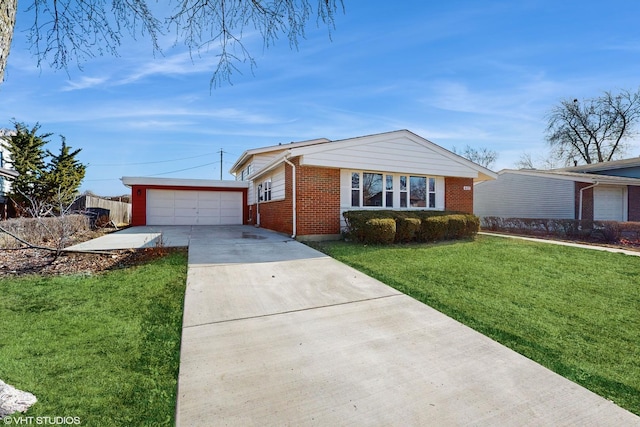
[43,138,86,207]
[0,121,86,214]
[453,145,498,169]
[514,152,561,170]
[546,88,640,165]
[0,0,343,87]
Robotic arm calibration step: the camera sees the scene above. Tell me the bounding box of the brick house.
[123,130,496,238]
[230,130,496,240]
[474,163,640,222]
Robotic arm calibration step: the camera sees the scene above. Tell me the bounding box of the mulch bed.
[0,247,177,278]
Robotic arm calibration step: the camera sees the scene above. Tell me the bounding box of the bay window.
[350,171,437,209]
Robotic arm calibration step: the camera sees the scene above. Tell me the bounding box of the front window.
[410,176,426,207]
[409,176,436,208]
[400,176,408,208]
[349,172,437,209]
[351,172,360,207]
[363,172,383,206]
[385,175,393,207]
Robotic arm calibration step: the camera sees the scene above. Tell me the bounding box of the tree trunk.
[0,0,17,83]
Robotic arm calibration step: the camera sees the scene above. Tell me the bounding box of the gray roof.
[498,168,640,186]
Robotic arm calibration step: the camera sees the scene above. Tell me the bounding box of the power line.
[91,152,218,166]
[149,162,218,177]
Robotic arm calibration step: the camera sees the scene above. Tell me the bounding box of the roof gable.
[230,137,330,174]
[288,130,496,181]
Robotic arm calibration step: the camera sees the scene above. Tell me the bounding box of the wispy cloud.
[61,76,109,91]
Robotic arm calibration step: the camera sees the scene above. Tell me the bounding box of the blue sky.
[2,0,640,196]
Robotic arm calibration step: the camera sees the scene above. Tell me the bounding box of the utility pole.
[219,148,223,180]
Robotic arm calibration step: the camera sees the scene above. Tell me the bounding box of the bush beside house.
[343,210,479,244]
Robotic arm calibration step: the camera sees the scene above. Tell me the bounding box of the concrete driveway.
[72,225,640,425]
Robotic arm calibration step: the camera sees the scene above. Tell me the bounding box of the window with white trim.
[363,172,383,206]
[351,172,360,207]
[350,171,437,209]
[240,164,253,181]
[409,176,436,208]
[400,176,408,207]
[258,179,272,202]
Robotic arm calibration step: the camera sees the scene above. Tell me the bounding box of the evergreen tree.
[0,121,49,204]
[0,121,87,215]
[44,138,86,207]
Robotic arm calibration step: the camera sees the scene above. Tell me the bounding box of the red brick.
[444,177,474,213]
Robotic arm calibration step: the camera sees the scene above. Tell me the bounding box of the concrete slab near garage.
[65,225,193,251]
[174,226,640,426]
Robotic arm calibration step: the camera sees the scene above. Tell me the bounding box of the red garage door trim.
[130,184,248,226]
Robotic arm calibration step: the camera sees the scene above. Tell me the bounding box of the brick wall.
[251,158,341,236]
[296,160,341,236]
[574,182,594,220]
[444,177,474,213]
[628,186,640,221]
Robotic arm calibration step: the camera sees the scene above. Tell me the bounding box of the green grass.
[312,235,640,415]
[0,250,188,426]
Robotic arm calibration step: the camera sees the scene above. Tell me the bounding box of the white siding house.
[474,169,640,222]
[474,170,575,219]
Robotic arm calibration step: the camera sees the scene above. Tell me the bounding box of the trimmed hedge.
[343,210,479,244]
[481,216,640,244]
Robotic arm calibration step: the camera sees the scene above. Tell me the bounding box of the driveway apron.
[173,226,638,426]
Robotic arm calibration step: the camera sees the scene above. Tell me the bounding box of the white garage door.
[594,186,626,221]
[147,189,243,225]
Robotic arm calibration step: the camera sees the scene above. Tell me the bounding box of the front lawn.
[0,250,187,426]
[312,235,640,416]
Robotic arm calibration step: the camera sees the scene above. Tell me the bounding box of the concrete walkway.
[70,226,640,426]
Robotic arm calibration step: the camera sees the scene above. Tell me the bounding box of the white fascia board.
[120,176,249,188]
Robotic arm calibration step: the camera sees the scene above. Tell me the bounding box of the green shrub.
[446,214,467,239]
[343,210,480,244]
[419,216,448,242]
[465,215,480,236]
[361,218,396,244]
[395,217,421,242]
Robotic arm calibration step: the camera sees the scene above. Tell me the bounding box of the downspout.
[579,181,599,221]
[283,156,297,239]
[255,188,260,227]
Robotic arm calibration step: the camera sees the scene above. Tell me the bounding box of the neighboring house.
[123,130,496,239]
[474,162,640,222]
[0,129,18,218]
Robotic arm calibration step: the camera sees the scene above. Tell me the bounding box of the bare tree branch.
[546,88,640,165]
[3,0,342,87]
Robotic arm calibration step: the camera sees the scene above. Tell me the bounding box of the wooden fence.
[73,195,131,225]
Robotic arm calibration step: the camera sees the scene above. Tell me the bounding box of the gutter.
[579,181,599,221]
[283,156,297,239]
